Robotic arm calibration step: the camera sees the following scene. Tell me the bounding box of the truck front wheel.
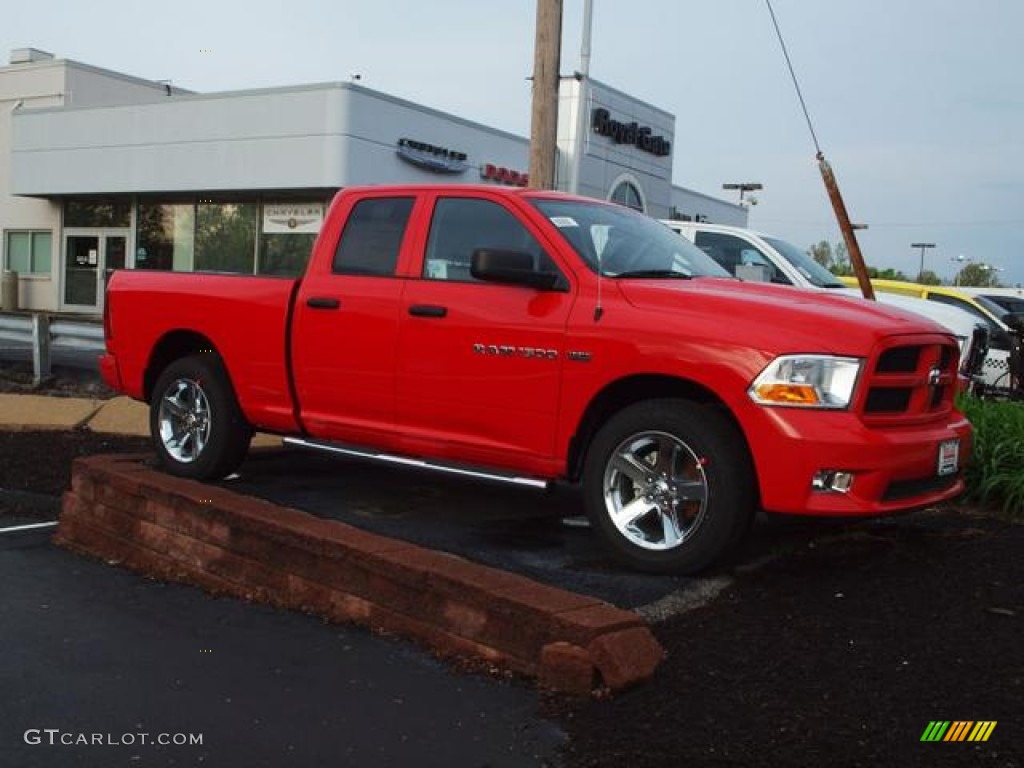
[582,399,756,574]
[150,355,252,480]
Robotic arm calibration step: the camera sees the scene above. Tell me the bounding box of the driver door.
[395,194,574,473]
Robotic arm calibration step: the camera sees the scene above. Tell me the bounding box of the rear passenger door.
[395,194,574,474]
[291,195,417,446]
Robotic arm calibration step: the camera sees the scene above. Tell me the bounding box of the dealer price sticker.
[937,439,959,476]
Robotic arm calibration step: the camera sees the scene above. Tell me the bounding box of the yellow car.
[839,278,1017,388]
[839,278,1007,329]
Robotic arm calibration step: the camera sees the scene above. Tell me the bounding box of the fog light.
[811,470,855,494]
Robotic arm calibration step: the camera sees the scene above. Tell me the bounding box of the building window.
[610,180,645,212]
[5,231,52,274]
[195,202,258,274]
[259,202,325,277]
[332,197,414,276]
[136,204,195,271]
[64,200,131,228]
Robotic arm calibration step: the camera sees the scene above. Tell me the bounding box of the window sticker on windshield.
[550,216,579,228]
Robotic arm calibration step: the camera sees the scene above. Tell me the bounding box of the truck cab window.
[424,198,554,282]
[332,197,414,276]
[694,231,790,285]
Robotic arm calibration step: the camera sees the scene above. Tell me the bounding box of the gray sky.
[5,0,1023,286]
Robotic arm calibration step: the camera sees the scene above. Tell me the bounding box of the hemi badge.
[567,351,592,363]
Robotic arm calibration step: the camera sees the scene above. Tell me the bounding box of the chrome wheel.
[157,378,212,464]
[602,430,709,552]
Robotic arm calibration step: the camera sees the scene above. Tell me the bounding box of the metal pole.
[569,0,594,195]
[528,0,563,190]
[912,242,935,283]
[31,313,51,385]
[580,0,593,76]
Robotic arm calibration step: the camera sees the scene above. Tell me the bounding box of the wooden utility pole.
[817,153,875,300]
[528,0,562,189]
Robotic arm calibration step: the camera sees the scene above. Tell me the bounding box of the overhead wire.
[764,0,821,156]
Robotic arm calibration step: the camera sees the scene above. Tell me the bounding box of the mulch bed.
[0,362,119,400]
[548,511,1023,767]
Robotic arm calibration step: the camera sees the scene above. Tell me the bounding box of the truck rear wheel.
[582,398,756,574]
[150,354,252,480]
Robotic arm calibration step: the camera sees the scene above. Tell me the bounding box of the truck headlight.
[749,355,863,409]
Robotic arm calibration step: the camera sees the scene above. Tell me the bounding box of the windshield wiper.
[611,270,693,280]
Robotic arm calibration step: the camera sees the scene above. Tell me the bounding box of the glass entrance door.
[64,235,100,308]
[63,231,130,313]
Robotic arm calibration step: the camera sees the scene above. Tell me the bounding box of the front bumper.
[747,407,973,516]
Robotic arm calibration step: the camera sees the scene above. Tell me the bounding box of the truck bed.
[104,271,301,434]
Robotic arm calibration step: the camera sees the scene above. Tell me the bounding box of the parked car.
[100,186,972,574]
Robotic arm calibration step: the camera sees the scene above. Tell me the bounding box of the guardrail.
[0,312,104,383]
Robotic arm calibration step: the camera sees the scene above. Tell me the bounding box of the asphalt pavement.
[0,541,565,767]
[0,348,567,767]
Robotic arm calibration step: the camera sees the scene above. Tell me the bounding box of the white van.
[661,221,999,385]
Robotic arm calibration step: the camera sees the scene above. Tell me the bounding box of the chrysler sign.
[397,138,469,174]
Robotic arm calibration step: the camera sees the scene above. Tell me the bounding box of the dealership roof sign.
[591,108,671,157]
[397,138,469,174]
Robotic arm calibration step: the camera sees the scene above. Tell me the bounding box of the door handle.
[408,304,448,318]
[306,297,341,310]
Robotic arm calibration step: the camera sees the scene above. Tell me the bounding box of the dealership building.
[0,47,746,315]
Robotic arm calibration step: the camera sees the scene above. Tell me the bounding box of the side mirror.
[1003,313,1024,334]
[990,328,1012,352]
[962,324,989,378]
[470,249,565,291]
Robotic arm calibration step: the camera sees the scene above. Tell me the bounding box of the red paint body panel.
[102,272,299,434]
[101,184,973,517]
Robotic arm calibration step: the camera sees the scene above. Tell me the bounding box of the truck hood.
[616,277,950,353]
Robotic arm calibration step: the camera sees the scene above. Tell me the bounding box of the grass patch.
[959,395,1024,520]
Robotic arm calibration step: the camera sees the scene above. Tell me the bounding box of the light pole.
[951,254,968,286]
[722,182,763,207]
[912,242,935,282]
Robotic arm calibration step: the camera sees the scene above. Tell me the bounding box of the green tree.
[868,267,910,281]
[956,263,1002,288]
[917,269,942,286]
[807,240,851,275]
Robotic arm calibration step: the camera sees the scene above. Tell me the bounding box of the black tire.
[149,354,252,480]
[582,398,756,574]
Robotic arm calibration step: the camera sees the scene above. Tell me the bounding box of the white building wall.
[11,83,531,198]
[566,79,675,219]
[1,55,195,310]
[0,61,66,310]
[339,87,529,187]
[12,85,350,195]
[64,63,186,107]
[670,185,749,227]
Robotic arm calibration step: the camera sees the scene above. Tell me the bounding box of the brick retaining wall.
[56,454,664,693]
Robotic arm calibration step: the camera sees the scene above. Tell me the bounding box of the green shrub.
[958,396,1024,519]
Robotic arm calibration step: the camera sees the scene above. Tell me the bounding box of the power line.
[757,218,1024,229]
[765,0,820,155]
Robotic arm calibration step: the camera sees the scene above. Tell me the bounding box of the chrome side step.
[282,437,550,489]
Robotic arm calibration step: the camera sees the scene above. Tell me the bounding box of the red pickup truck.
[101,185,972,573]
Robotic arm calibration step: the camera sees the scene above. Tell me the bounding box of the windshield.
[762,236,846,288]
[974,294,1013,320]
[531,199,730,279]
